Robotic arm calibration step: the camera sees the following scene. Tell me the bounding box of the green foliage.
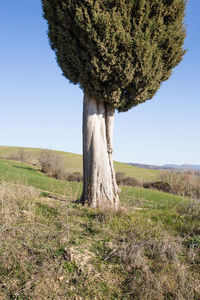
[42,0,186,111]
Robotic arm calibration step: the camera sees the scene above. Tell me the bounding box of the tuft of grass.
[62,261,79,274]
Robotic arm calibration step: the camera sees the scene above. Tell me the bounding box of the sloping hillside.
[0,146,159,182]
[0,158,199,299]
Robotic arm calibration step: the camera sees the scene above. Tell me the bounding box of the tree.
[41,0,186,210]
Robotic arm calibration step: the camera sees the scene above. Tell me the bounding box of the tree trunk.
[80,94,120,210]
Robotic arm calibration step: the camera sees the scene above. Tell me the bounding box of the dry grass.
[0,181,200,299]
[0,182,69,299]
[116,232,199,299]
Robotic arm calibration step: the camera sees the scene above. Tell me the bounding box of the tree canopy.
[42,0,186,112]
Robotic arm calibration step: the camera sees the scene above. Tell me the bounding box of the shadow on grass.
[13,165,36,172]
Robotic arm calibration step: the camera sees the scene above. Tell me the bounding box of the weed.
[62,261,79,274]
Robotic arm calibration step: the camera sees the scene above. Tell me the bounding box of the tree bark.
[80,94,120,210]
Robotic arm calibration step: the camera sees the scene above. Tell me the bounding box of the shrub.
[9,149,30,163]
[115,172,140,187]
[115,172,126,185]
[160,171,200,199]
[122,176,140,187]
[143,181,171,193]
[66,172,83,183]
[38,151,83,183]
[39,150,67,179]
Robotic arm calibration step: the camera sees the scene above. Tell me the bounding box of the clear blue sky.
[0,1,199,165]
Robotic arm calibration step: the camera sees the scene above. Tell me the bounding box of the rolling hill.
[129,162,200,171]
[0,146,159,182]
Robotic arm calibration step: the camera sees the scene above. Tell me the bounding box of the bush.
[9,149,30,163]
[115,172,126,185]
[39,151,83,183]
[66,172,83,183]
[115,172,140,187]
[39,151,67,180]
[160,171,200,199]
[122,176,140,187]
[143,181,171,193]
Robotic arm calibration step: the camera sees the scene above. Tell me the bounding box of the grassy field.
[0,145,159,182]
[0,158,199,299]
[0,158,82,200]
[0,158,186,209]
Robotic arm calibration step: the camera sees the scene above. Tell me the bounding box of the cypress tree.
[41,0,186,210]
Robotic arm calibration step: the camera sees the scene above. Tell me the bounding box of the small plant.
[62,261,78,274]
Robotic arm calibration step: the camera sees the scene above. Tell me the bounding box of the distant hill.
[163,164,200,170]
[128,163,165,170]
[128,163,200,171]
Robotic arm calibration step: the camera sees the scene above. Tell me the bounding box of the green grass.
[0,158,199,299]
[114,160,158,181]
[0,145,159,182]
[120,185,190,209]
[0,158,187,209]
[0,158,82,200]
